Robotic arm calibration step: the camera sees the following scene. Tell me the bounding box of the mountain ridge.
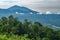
[0,5,39,14]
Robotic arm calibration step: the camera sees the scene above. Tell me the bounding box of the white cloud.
[30,12,33,14]
[0,0,60,13]
[16,12,24,15]
[0,0,60,7]
[37,12,43,14]
[46,11,52,14]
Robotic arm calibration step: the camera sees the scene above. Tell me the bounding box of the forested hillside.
[0,15,60,40]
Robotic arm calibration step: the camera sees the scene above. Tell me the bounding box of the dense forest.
[0,15,60,40]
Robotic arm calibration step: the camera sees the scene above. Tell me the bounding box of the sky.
[0,0,60,13]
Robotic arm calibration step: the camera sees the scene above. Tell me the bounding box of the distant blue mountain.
[0,5,38,14]
[0,5,60,30]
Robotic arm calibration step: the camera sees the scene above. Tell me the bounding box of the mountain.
[0,5,38,14]
[0,5,60,30]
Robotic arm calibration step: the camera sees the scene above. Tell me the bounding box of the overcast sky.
[0,0,60,13]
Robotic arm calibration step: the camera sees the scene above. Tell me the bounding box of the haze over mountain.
[0,5,60,30]
[0,5,38,13]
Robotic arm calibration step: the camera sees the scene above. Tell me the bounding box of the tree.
[0,15,60,40]
[42,37,49,40]
[39,27,53,38]
[34,22,42,27]
[1,17,8,25]
[23,19,31,34]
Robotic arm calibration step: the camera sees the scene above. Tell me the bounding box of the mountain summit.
[0,5,39,14]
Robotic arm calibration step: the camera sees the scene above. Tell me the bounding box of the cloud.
[30,12,33,14]
[16,12,24,15]
[0,0,60,7]
[37,12,43,14]
[0,0,60,13]
[46,11,52,14]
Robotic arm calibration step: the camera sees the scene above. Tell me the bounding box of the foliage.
[0,15,60,40]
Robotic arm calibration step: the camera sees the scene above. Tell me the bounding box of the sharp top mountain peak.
[8,5,25,9]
